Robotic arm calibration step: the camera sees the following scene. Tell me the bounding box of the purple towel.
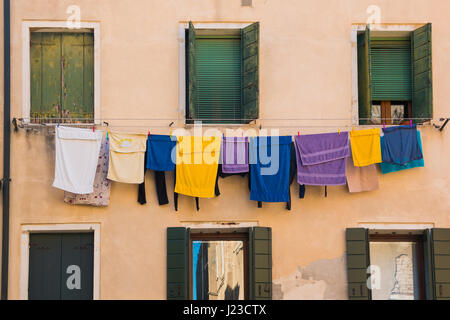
[294,132,350,186]
[221,137,249,173]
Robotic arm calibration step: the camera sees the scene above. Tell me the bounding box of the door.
[28,233,94,300]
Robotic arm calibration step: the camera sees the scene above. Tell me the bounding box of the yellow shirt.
[350,128,382,167]
[107,132,147,184]
[175,135,221,198]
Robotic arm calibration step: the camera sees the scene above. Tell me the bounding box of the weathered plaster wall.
[4,0,450,299]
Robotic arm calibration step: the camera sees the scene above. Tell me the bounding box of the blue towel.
[381,124,423,165]
[249,136,292,202]
[146,134,177,171]
[380,130,424,174]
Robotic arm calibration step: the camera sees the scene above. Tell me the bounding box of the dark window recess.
[357,23,432,125]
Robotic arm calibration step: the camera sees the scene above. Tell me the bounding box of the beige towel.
[346,155,379,193]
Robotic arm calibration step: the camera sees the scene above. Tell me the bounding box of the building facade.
[1,0,450,300]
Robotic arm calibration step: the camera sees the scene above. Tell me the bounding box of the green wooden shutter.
[429,228,450,300]
[249,227,272,300]
[241,22,259,123]
[412,23,433,123]
[30,33,63,121]
[195,37,242,123]
[370,39,412,101]
[357,26,371,125]
[423,229,434,300]
[167,227,190,300]
[346,228,371,300]
[30,32,94,122]
[187,22,197,121]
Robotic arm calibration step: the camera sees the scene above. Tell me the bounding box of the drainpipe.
[1,0,11,300]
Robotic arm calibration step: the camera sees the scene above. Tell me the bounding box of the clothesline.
[20,117,435,121]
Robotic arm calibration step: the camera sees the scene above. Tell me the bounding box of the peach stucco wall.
[2,0,450,299]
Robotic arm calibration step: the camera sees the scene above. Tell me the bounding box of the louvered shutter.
[357,26,371,125]
[195,37,242,123]
[412,23,433,123]
[167,227,190,300]
[249,227,272,300]
[241,22,259,123]
[346,228,371,300]
[370,39,412,101]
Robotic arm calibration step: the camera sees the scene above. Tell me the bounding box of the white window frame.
[22,21,101,124]
[20,223,101,300]
[178,22,253,123]
[350,24,422,125]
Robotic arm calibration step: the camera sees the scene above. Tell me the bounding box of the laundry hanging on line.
[381,124,423,165]
[53,126,103,194]
[64,136,111,206]
[294,132,350,186]
[107,132,147,184]
[349,128,382,167]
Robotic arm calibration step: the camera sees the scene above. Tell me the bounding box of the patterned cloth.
[64,137,111,206]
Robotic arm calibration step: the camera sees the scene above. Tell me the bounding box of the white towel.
[53,126,103,194]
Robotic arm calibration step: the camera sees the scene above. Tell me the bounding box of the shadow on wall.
[272,254,347,300]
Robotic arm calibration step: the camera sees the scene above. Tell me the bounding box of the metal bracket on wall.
[433,118,450,132]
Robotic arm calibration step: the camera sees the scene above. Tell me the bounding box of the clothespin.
[106,131,109,141]
[170,128,172,138]
[93,124,95,132]
[148,130,151,137]
[297,131,300,136]
[338,128,341,135]
[383,122,386,130]
[410,119,413,128]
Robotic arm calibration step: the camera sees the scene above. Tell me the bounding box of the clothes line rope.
[19,117,435,121]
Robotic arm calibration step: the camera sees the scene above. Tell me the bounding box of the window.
[357,24,432,125]
[30,31,94,123]
[369,234,426,300]
[191,233,248,300]
[186,22,259,124]
[167,227,272,300]
[346,228,450,300]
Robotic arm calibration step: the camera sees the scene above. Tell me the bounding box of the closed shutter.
[167,227,190,300]
[412,23,433,123]
[346,228,371,300]
[195,37,242,123]
[30,32,94,122]
[28,233,94,300]
[249,227,272,300]
[241,22,259,123]
[357,26,371,125]
[430,229,450,300]
[370,39,412,101]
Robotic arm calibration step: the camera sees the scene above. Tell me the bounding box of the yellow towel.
[175,135,221,198]
[107,132,147,183]
[350,128,382,167]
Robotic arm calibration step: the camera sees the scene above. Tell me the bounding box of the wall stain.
[273,254,347,300]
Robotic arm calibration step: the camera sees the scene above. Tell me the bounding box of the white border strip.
[22,21,101,124]
[20,223,101,300]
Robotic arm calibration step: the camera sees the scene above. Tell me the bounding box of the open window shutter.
[188,22,197,120]
[167,227,190,300]
[346,228,371,300]
[241,22,259,123]
[412,23,433,123]
[357,26,371,125]
[249,227,272,300]
[429,228,450,300]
